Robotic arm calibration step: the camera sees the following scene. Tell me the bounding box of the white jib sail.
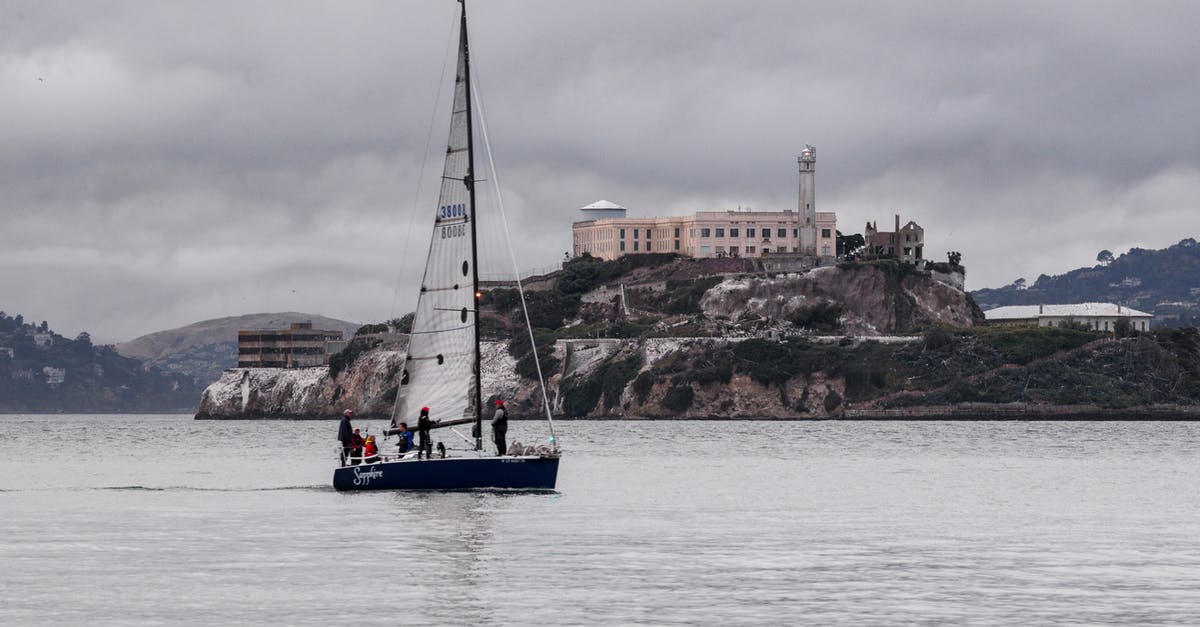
[392,23,478,431]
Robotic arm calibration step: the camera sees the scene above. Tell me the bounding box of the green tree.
[836,231,865,257]
[389,313,415,333]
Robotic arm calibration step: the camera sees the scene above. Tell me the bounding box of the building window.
[715,228,725,238]
[777,246,786,253]
[730,246,739,256]
[633,241,639,251]
[620,228,625,239]
[821,245,830,256]
[701,228,711,237]
[633,229,638,239]
[747,246,756,254]
[674,227,680,238]
[747,228,755,238]
[674,240,680,250]
[792,247,799,253]
[646,229,651,239]
[792,228,798,238]
[646,241,652,251]
[730,228,739,238]
[821,228,831,238]
[716,246,725,255]
[620,241,625,251]
[777,228,786,238]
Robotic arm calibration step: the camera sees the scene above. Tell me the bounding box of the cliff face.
[195,342,523,420]
[196,350,403,419]
[700,264,982,335]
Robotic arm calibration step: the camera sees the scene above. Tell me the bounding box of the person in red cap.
[416,406,433,459]
[491,399,508,456]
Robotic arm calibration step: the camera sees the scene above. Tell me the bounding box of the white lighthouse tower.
[798,145,817,255]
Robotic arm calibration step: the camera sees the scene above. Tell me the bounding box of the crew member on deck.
[363,435,379,464]
[337,409,354,466]
[349,428,365,465]
[491,399,508,456]
[396,422,414,455]
[417,407,433,459]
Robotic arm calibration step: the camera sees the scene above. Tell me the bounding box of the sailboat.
[332,0,560,491]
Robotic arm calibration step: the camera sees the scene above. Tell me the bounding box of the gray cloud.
[3,0,1199,341]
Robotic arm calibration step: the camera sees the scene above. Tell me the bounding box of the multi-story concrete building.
[237,322,344,368]
[572,148,836,261]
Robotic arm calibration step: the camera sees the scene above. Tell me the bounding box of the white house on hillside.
[983,303,1152,332]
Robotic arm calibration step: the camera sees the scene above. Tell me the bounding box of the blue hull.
[332,455,559,491]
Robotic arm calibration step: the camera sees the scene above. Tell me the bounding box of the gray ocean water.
[4,415,1200,625]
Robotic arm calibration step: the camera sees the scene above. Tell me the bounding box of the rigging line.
[469,62,558,449]
[389,6,460,321]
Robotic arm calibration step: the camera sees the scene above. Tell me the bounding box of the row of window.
[239,333,339,342]
[610,226,834,241]
[698,245,797,254]
[618,228,682,239]
[619,240,682,252]
[238,346,327,355]
[698,227,796,239]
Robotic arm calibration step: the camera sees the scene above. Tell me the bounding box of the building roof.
[581,200,626,211]
[984,303,1152,320]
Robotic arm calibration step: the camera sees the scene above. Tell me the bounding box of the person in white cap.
[337,409,354,466]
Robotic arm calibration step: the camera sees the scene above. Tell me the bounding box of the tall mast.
[461,0,484,451]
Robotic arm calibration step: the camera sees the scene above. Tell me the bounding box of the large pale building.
[572,148,836,261]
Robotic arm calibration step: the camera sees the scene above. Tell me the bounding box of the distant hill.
[116,312,360,386]
[0,311,202,412]
[971,238,1200,327]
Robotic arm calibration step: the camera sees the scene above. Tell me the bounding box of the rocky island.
[193,253,1200,420]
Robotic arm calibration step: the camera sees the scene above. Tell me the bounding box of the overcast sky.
[3,1,1199,342]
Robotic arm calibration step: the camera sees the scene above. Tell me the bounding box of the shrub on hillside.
[520,291,580,329]
[560,376,602,417]
[662,276,722,314]
[559,351,645,416]
[732,339,802,388]
[788,302,844,332]
[329,337,382,378]
[661,385,695,413]
[632,371,656,404]
[969,326,1098,365]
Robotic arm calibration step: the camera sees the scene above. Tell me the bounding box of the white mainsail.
[392,17,479,432]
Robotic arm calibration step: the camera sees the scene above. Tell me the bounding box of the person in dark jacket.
[337,409,354,466]
[349,428,365,466]
[417,407,433,459]
[491,399,508,456]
